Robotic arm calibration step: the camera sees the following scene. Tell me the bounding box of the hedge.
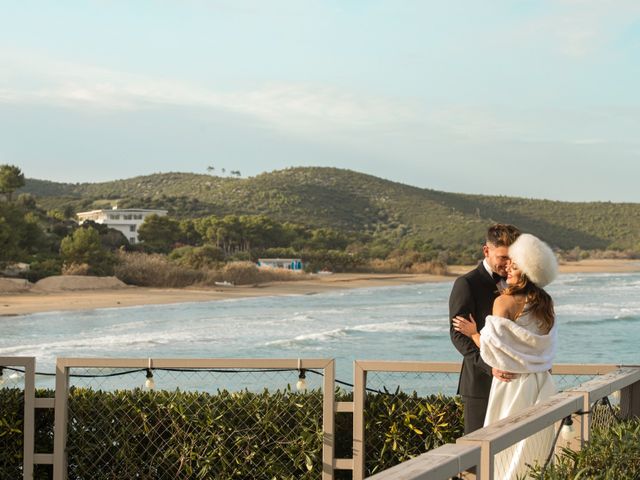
[0,387,462,479]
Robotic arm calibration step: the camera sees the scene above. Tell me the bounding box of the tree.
[0,165,26,202]
[0,203,47,264]
[137,214,182,253]
[59,227,115,275]
[16,193,37,209]
[178,219,202,246]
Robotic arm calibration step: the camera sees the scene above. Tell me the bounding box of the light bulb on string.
[144,358,155,389]
[145,369,155,390]
[296,369,307,392]
[560,415,574,441]
[612,390,620,402]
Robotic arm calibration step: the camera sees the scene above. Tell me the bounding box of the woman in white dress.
[453,233,558,479]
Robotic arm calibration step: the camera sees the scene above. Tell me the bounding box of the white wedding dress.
[480,310,557,480]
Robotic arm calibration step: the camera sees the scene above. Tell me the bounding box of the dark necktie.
[492,272,505,283]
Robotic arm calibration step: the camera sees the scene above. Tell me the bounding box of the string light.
[560,415,575,441]
[612,390,620,401]
[296,370,307,392]
[0,367,4,385]
[145,358,155,390]
[296,358,307,391]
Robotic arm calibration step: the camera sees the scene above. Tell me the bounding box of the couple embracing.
[449,224,558,479]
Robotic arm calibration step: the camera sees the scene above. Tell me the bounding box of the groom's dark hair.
[486,224,521,247]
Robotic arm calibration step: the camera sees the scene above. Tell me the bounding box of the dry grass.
[197,262,307,286]
[256,267,307,283]
[114,251,205,287]
[115,253,308,287]
[407,261,449,275]
[365,258,448,275]
[61,263,91,276]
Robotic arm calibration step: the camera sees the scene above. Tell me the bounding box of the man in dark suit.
[449,223,521,434]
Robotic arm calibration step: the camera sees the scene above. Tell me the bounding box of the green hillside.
[20,167,640,253]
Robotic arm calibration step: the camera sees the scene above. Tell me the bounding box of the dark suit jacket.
[449,262,500,398]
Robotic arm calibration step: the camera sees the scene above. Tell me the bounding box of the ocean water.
[1,272,639,390]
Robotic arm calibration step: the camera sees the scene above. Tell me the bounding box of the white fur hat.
[508,233,558,287]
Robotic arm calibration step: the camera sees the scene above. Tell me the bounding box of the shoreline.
[2,259,639,317]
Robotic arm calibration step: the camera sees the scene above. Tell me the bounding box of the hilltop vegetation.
[21,167,640,256]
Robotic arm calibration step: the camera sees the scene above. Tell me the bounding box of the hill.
[20,167,640,253]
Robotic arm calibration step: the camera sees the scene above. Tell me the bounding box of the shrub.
[114,251,204,287]
[408,261,448,275]
[169,244,225,269]
[257,267,307,283]
[528,418,640,479]
[22,257,62,282]
[365,257,448,275]
[61,262,91,276]
[59,227,115,276]
[301,250,365,273]
[220,261,261,285]
[362,392,463,474]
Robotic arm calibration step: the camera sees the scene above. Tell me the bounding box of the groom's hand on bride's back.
[492,368,518,382]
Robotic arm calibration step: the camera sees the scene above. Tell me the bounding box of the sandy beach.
[1,259,639,316]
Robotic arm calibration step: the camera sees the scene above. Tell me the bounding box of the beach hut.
[257,258,304,272]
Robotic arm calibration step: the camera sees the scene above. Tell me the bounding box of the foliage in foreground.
[0,387,462,479]
[527,418,640,480]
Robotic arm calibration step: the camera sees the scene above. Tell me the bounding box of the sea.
[1,271,639,392]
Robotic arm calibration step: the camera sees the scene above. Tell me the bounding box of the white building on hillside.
[76,207,168,244]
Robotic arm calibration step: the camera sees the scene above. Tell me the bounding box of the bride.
[453,233,558,479]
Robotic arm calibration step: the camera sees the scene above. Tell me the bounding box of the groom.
[449,223,521,434]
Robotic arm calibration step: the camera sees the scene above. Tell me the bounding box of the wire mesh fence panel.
[362,371,463,477]
[551,373,622,431]
[552,374,600,392]
[590,396,621,430]
[365,371,459,398]
[63,366,327,480]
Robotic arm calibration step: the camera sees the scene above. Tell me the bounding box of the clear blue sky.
[1,1,639,202]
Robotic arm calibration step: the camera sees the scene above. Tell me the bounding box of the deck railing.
[2,357,638,479]
[366,365,640,480]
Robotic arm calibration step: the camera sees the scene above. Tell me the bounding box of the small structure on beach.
[76,207,168,244]
[257,258,304,272]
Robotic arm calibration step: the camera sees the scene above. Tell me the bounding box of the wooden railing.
[365,365,640,480]
[4,357,639,480]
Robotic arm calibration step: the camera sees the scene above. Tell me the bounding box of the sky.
[1,1,639,202]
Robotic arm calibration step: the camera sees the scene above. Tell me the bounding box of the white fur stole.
[480,315,557,373]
